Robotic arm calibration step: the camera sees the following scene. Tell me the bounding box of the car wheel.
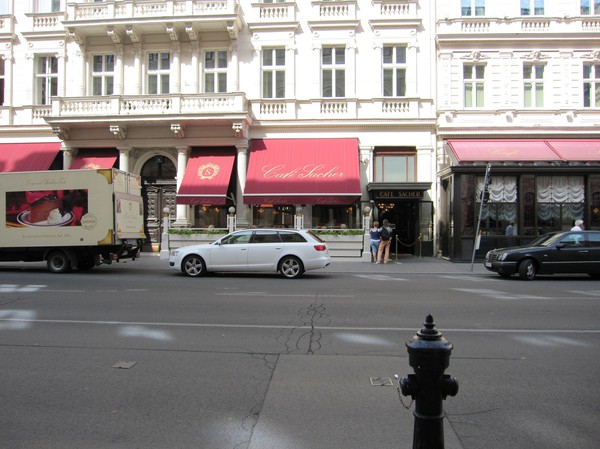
[182,255,206,277]
[518,259,537,280]
[47,251,71,273]
[279,256,304,279]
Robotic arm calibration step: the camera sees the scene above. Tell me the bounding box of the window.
[583,63,600,107]
[91,55,114,96]
[35,56,58,105]
[147,52,170,94]
[322,47,345,98]
[523,64,544,107]
[262,48,285,99]
[311,205,359,229]
[35,0,61,13]
[374,151,416,183]
[382,46,406,97]
[581,0,600,15]
[461,0,485,16]
[463,64,485,108]
[521,0,544,15]
[0,0,9,14]
[204,50,227,93]
[0,59,4,106]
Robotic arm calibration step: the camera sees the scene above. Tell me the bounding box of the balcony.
[308,0,359,31]
[369,0,421,30]
[249,97,435,123]
[0,14,14,41]
[437,16,600,42]
[46,93,248,125]
[63,0,243,43]
[246,1,297,31]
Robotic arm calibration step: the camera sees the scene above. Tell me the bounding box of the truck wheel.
[279,256,304,279]
[47,251,71,273]
[518,259,536,281]
[182,255,206,277]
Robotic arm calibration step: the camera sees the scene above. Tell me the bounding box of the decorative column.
[117,146,131,172]
[62,145,75,170]
[174,146,190,227]
[235,143,249,228]
[362,206,372,262]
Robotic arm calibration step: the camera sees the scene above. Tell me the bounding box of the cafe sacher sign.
[375,190,424,199]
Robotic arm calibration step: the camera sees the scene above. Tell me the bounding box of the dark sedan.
[484,231,600,280]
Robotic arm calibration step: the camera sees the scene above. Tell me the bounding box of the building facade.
[0,1,597,259]
[436,0,600,260]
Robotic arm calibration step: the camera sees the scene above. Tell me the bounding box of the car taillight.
[314,245,327,251]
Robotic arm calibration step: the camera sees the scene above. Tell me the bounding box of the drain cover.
[112,361,136,369]
[370,377,394,386]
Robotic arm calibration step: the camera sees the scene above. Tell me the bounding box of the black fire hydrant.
[399,315,459,449]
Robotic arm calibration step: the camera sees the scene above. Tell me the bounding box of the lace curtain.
[536,176,584,202]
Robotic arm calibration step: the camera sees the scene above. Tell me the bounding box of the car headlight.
[498,253,508,261]
[170,250,180,257]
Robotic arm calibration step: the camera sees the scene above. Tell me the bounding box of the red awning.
[244,139,362,205]
[546,139,600,161]
[446,139,562,162]
[176,149,236,205]
[70,149,119,169]
[0,142,61,172]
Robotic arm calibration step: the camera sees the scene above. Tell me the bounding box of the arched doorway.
[141,156,177,252]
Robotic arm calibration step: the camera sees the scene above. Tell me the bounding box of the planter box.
[314,233,365,258]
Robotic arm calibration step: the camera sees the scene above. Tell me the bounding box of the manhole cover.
[370,377,394,386]
[112,361,136,369]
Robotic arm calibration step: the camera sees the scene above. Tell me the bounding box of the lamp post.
[362,206,372,262]
[294,206,304,230]
[227,206,236,233]
[362,206,371,231]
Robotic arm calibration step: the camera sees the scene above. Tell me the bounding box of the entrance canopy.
[0,142,61,172]
[70,149,119,170]
[546,139,600,161]
[176,148,236,205]
[244,138,362,205]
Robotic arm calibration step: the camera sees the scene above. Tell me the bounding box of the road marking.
[453,288,552,301]
[0,316,598,334]
[353,274,408,281]
[0,284,46,293]
[215,292,354,297]
[439,275,494,282]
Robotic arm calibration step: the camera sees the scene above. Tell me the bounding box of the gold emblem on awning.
[197,163,220,180]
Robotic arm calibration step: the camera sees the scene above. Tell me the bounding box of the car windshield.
[530,232,563,247]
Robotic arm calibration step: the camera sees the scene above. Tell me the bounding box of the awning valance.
[244,138,362,205]
[70,149,119,170]
[176,148,236,205]
[0,142,61,172]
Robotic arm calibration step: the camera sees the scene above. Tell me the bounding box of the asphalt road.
[0,255,598,449]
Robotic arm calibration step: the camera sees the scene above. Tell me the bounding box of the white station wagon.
[169,229,331,279]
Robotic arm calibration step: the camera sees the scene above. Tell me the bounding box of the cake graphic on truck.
[6,189,88,227]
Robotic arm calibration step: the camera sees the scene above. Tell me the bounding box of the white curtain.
[476,176,517,203]
[536,176,584,202]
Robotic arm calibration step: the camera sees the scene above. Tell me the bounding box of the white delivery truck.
[1,168,145,273]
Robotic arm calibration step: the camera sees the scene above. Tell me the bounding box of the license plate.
[484,262,491,268]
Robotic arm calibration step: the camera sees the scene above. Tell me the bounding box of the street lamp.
[294,205,304,229]
[363,205,371,231]
[227,206,236,233]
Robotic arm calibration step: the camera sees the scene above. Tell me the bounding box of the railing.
[51,93,247,118]
[438,16,600,36]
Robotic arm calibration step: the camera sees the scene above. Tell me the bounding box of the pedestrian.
[571,219,584,231]
[376,219,393,264]
[369,221,381,262]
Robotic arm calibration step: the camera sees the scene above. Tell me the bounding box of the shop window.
[590,176,600,229]
[475,176,518,237]
[253,205,294,228]
[312,205,358,229]
[536,176,584,233]
[374,150,416,182]
[195,206,228,229]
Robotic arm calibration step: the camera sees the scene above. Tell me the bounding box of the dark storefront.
[367,182,434,257]
[439,139,600,261]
